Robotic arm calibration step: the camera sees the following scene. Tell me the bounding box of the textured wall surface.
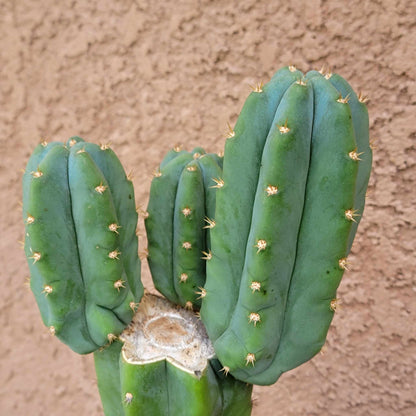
[1,0,415,415]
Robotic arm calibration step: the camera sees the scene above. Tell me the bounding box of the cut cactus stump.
[94,294,252,416]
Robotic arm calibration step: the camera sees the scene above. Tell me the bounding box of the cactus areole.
[200,66,372,385]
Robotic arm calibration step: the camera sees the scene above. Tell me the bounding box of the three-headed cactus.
[145,147,222,309]
[201,66,372,385]
[22,137,143,353]
[22,65,371,415]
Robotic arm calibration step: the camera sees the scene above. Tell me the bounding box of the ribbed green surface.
[201,67,372,385]
[145,148,222,309]
[96,354,252,416]
[23,137,143,354]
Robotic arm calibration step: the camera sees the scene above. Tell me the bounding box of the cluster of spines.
[145,146,222,310]
[200,66,372,385]
[23,137,143,354]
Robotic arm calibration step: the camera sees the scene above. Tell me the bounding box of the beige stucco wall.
[1,0,415,414]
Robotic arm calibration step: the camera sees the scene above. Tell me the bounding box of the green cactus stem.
[94,294,253,416]
[145,147,222,309]
[22,137,143,354]
[200,66,372,385]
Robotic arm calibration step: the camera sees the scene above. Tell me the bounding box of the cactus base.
[94,294,253,416]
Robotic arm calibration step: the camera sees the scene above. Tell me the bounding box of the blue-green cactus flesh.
[23,137,143,354]
[145,148,222,309]
[201,66,371,385]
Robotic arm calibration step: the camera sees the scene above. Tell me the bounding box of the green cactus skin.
[145,147,222,309]
[22,137,143,354]
[94,296,253,416]
[200,66,372,385]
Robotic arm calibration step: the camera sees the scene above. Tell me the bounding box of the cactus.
[145,147,223,309]
[200,66,372,385]
[22,65,371,415]
[94,295,252,416]
[22,137,143,353]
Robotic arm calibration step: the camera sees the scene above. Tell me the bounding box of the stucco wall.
[1,0,415,414]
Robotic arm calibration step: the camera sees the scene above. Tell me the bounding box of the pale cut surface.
[120,294,215,374]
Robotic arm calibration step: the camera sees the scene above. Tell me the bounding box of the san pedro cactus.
[22,137,143,353]
[94,295,252,416]
[145,147,223,309]
[22,65,371,415]
[200,66,372,385]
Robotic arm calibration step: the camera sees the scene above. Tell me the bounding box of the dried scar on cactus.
[120,294,214,375]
